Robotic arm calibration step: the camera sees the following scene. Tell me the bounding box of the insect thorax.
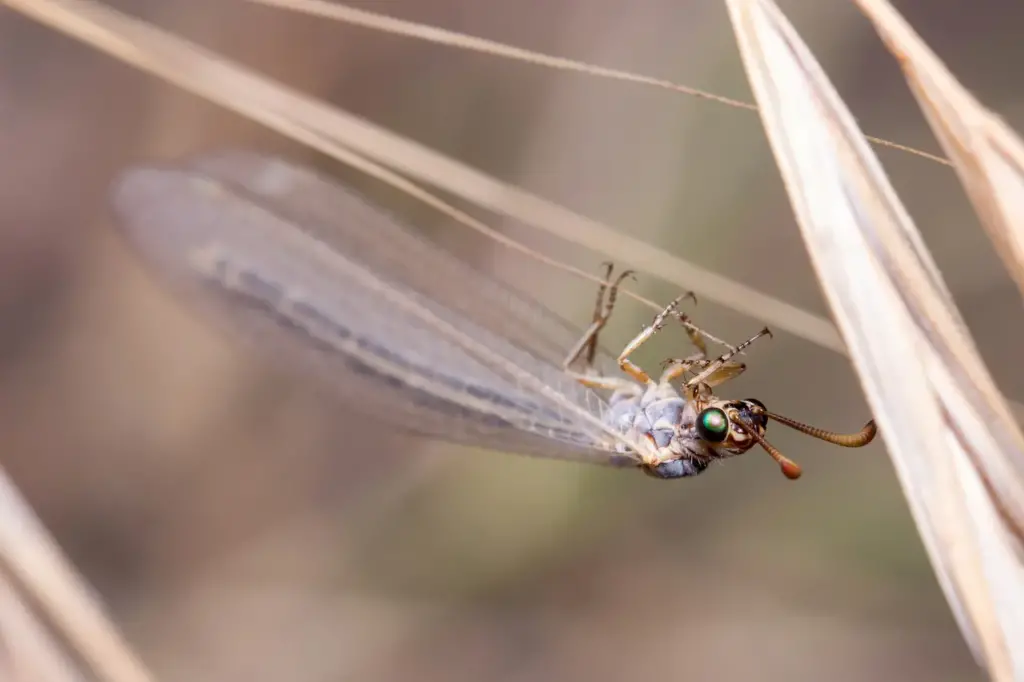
[603,380,718,476]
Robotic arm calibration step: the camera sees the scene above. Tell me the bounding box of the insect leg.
[658,352,710,383]
[685,360,747,389]
[684,327,772,390]
[659,349,746,388]
[659,307,761,388]
[615,294,696,385]
[562,263,634,373]
[677,318,710,360]
[565,371,639,393]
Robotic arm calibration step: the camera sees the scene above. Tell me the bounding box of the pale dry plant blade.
[244,0,759,110]
[0,574,85,682]
[724,1,1024,679]
[853,0,1024,300]
[2,0,842,350]
[241,0,951,166]
[0,468,157,682]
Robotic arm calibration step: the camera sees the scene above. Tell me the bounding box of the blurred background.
[2,0,1022,680]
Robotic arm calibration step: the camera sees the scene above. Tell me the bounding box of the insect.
[560,265,876,479]
[109,150,876,480]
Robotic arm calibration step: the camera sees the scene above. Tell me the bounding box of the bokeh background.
[2,0,1023,680]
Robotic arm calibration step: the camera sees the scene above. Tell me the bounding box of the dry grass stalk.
[0,469,155,682]
[0,0,866,351]
[0,573,85,682]
[241,0,953,167]
[855,0,1024,299]
[724,1,1024,680]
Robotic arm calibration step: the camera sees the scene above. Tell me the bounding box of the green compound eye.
[696,407,730,443]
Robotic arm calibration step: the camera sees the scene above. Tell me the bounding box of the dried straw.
[725,1,1024,679]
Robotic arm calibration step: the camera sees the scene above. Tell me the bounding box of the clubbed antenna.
[734,412,877,480]
[736,418,803,480]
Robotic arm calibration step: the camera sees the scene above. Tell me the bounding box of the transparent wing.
[108,150,635,467]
